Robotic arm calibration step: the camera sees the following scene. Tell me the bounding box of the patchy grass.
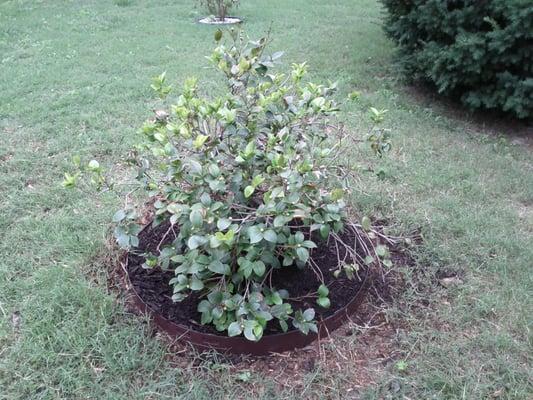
[0,0,531,399]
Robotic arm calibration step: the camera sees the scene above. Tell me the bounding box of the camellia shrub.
[381,0,533,119]
[65,30,392,341]
[198,0,239,21]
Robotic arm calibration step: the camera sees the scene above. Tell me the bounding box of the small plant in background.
[198,0,240,21]
[66,29,392,341]
[114,0,133,6]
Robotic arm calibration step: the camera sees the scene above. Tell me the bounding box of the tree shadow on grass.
[401,82,533,149]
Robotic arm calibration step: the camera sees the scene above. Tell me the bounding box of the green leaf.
[244,185,255,198]
[208,163,220,177]
[214,29,223,42]
[244,141,255,158]
[115,229,130,248]
[198,300,212,313]
[187,159,202,174]
[200,309,212,324]
[364,255,375,265]
[218,107,236,123]
[237,257,254,278]
[271,187,284,198]
[208,260,230,275]
[243,320,261,341]
[193,134,208,149]
[112,210,126,222]
[209,235,221,248]
[253,324,264,341]
[217,218,231,231]
[319,225,330,239]
[317,296,330,308]
[215,229,235,243]
[317,284,329,297]
[167,203,184,215]
[302,240,317,249]
[311,97,326,108]
[296,247,309,263]
[238,58,250,73]
[253,261,266,277]
[190,276,204,291]
[187,235,207,250]
[361,216,371,231]
[376,245,387,257]
[228,321,242,337]
[248,226,263,244]
[344,266,355,280]
[331,188,344,200]
[172,293,186,302]
[302,308,315,322]
[224,229,235,242]
[212,306,223,320]
[190,209,203,228]
[200,192,211,206]
[273,215,287,227]
[251,174,265,188]
[282,255,293,266]
[269,292,283,305]
[208,291,223,304]
[243,325,256,341]
[263,229,277,243]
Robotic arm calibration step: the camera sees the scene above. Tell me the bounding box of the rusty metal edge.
[120,233,371,356]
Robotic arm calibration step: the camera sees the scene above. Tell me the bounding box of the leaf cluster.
[381,0,533,119]
[66,30,392,341]
[198,0,239,20]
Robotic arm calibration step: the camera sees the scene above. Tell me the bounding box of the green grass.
[1,0,532,399]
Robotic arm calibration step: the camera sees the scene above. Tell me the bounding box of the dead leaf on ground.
[11,311,21,331]
[439,276,463,288]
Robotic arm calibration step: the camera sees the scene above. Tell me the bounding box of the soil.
[126,222,368,336]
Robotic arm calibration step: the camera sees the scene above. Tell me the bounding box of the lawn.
[0,0,532,399]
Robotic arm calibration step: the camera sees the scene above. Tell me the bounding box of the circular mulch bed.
[123,222,370,355]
